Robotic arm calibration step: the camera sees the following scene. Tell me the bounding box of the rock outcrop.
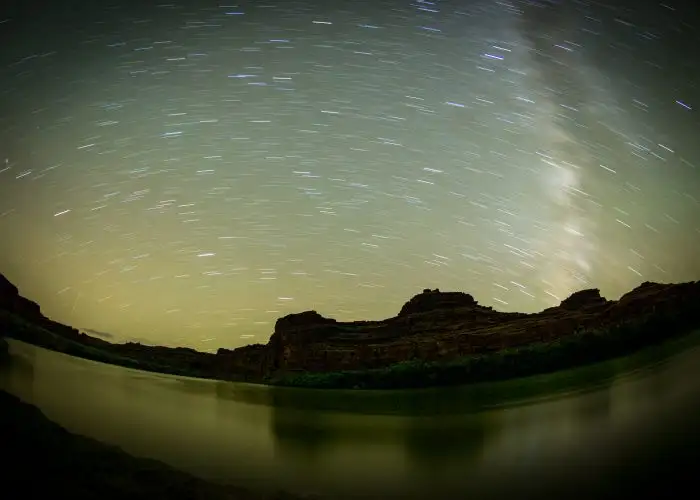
[0,273,222,376]
[2,271,700,382]
[216,343,268,379]
[0,273,42,321]
[398,288,478,316]
[558,288,609,311]
[216,280,700,378]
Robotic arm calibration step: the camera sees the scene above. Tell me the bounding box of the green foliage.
[2,304,696,390]
[270,309,698,390]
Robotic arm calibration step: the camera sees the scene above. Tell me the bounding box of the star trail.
[1,0,699,350]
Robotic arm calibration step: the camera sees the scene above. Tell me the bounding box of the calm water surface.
[2,334,700,499]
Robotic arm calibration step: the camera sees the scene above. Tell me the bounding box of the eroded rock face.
[215,344,268,379]
[2,271,700,382]
[0,274,18,295]
[398,289,478,316]
[270,311,338,345]
[0,273,41,320]
[609,281,700,321]
[0,274,101,352]
[240,281,700,376]
[559,289,609,310]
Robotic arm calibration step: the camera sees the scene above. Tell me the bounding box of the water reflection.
[272,408,338,462]
[1,334,699,499]
[402,415,495,468]
[217,338,668,420]
[0,342,35,399]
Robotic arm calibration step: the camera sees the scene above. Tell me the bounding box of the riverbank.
[268,308,698,389]
[0,389,314,499]
[3,303,698,391]
[2,272,700,390]
[1,310,221,380]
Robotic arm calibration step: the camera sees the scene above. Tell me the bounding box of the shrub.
[272,311,700,390]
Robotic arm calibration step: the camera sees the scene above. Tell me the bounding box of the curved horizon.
[1,0,699,350]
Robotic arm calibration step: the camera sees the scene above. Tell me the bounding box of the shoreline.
[2,275,699,391]
[3,304,698,390]
[267,314,698,389]
[0,389,315,500]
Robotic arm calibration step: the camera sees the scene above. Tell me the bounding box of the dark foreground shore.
[0,390,314,500]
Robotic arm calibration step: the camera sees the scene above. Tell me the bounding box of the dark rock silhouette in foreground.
[1,272,700,382]
[0,336,8,362]
[0,390,313,500]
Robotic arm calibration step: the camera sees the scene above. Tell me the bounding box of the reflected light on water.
[2,337,700,499]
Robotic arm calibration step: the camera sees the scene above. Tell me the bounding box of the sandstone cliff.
[2,272,699,383]
[217,281,700,379]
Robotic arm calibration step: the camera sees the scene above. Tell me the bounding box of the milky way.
[1,0,698,350]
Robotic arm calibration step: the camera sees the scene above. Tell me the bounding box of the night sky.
[1,0,698,350]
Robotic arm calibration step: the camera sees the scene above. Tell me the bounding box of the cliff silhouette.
[2,272,700,388]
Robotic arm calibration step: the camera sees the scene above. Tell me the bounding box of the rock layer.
[218,280,700,378]
[2,272,700,381]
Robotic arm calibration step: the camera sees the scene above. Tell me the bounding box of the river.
[2,333,700,499]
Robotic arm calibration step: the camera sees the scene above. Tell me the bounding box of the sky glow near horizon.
[1,0,698,350]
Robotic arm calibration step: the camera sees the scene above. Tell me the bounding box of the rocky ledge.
[2,273,700,384]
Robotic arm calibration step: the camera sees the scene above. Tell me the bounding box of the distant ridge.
[2,272,700,388]
[79,328,114,339]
